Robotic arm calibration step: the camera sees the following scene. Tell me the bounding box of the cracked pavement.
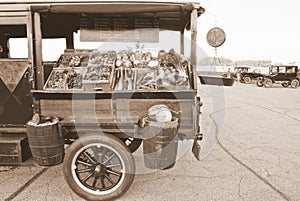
[0,82,299,201]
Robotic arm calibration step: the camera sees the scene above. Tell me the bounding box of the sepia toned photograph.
[0,0,299,200]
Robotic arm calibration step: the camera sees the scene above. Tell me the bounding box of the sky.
[198,0,300,64]
[7,0,300,64]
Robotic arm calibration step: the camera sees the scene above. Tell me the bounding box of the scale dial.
[206,27,226,48]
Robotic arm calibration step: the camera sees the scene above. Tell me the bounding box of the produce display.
[44,69,83,90]
[84,51,116,81]
[44,47,190,91]
[57,55,89,67]
[134,49,189,90]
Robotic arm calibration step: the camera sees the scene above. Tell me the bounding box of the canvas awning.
[29,1,204,31]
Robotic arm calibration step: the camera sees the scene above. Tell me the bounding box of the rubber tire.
[281,82,289,88]
[264,78,273,88]
[256,77,263,87]
[121,138,142,153]
[291,79,300,88]
[243,76,252,84]
[63,134,135,201]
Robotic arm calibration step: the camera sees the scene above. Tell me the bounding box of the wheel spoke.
[105,173,116,185]
[100,176,106,189]
[106,169,121,177]
[106,163,121,168]
[92,175,99,189]
[82,173,94,183]
[77,160,93,167]
[96,147,106,163]
[77,168,92,174]
[83,151,96,164]
[103,153,115,165]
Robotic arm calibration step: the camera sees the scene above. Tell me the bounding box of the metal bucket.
[26,118,64,166]
[143,118,179,169]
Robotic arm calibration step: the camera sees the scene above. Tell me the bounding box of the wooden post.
[190,7,198,89]
[26,12,35,89]
[66,32,74,50]
[0,35,9,58]
[180,30,184,55]
[33,12,44,90]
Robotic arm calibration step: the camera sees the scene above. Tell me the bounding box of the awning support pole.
[180,30,184,55]
[33,12,44,90]
[190,7,198,89]
[26,12,36,89]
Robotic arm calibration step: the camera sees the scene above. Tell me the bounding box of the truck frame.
[0,1,205,200]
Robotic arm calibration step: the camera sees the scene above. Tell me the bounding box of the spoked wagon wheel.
[290,79,300,88]
[281,82,290,88]
[263,78,273,88]
[63,134,135,201]
[256,77,263,87]
[243,76,252,84]
[121,138,142,153]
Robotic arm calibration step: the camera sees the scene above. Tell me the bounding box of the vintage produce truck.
[0,1,205,200]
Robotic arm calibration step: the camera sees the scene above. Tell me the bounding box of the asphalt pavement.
[1,82,299,201]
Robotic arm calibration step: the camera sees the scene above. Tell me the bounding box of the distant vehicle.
[256,66,299,88]
[232,67,263,84]
[230,67,250,78]
[224,67,249,80]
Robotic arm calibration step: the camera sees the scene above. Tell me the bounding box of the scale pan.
[198,75,235,86]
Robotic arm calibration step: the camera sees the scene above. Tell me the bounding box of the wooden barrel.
[26,118,64,166]
[143,118,179,169]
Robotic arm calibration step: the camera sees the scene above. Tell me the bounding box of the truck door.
[0,13,33,125]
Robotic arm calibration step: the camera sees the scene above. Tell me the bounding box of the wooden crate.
[43,68,85,90]
[0,134,31,164]
[82,80,111,91]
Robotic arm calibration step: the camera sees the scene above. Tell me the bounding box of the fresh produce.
[84,51,116,81]
[66,70,83,89]
[158,48,188,71]
[136,65,188,90]
[46,48,189,91]
[131,50,153,68]
[58,55,88,67]
[46,69,83,90]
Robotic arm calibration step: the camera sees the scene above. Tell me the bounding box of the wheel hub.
[93,164,106,175]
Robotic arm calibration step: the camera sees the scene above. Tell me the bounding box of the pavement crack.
[165,173,228,180]
[44,182,50,200]
[245,146,295,155]
[237,176,245,201]
[4,168,48,201]
[0,166,18,173]
[230,99,300,122]
[219,139,291,201]
[209,109,291,201]
[264,168,271,178]
[44,168,58,200]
